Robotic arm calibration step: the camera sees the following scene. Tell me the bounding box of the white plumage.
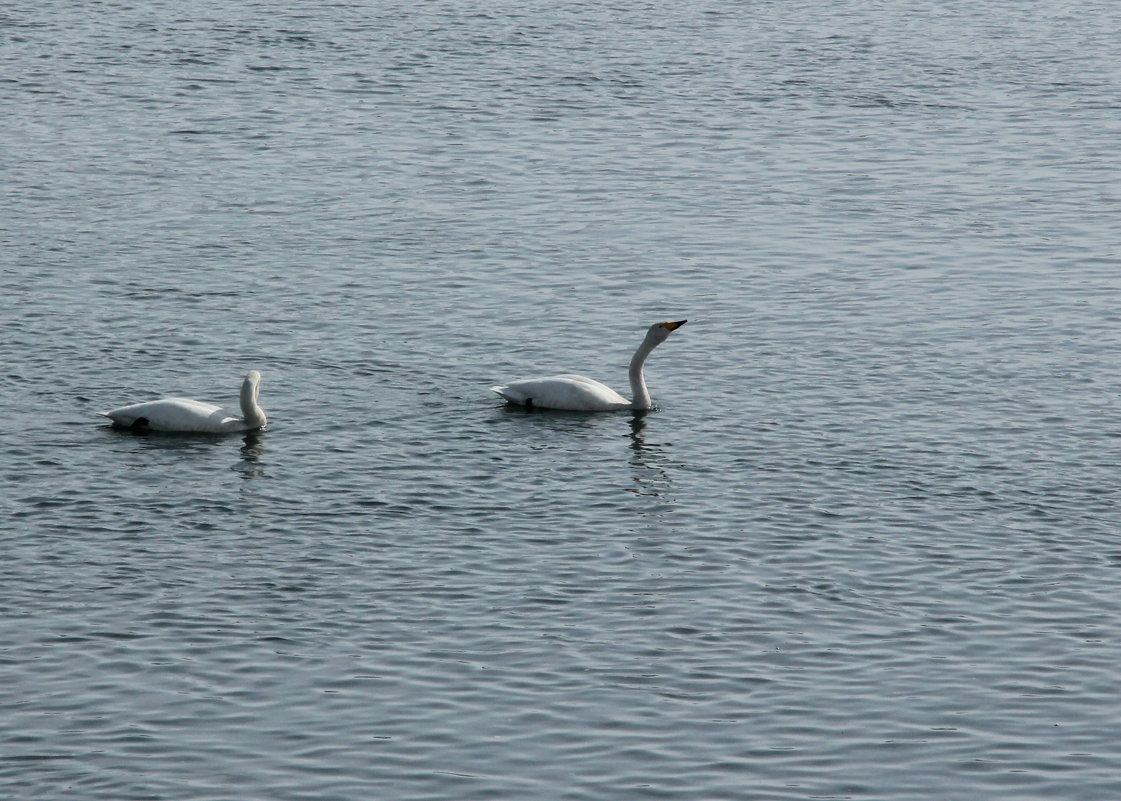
[492,320,686,411]
[100,370,267,433]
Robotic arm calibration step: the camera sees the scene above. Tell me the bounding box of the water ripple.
[4,1,1121,799]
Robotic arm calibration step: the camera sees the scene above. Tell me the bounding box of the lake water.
[3,1,1121,799]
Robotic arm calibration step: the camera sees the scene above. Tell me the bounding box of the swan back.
[100,370,266,433]
[493,319,686,412]
[492,375,631,411]
[99,398,246,432]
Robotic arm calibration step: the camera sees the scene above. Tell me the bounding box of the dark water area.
[3,1,1121,798]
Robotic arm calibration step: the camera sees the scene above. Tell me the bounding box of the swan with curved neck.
[100,371,267,433]
[492,320,686,411]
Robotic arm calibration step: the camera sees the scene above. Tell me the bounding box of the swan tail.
[491,385,526,405]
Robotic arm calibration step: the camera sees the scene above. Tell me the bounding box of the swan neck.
[240,377,266,428]
[628,338,658,410]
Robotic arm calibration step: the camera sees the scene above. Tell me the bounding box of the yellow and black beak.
[662,320,687,331]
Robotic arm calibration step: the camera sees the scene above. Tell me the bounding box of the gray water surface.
[4,1,1121,799]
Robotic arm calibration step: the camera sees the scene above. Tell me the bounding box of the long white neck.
[628,337,660,410]
[240,375,267,428]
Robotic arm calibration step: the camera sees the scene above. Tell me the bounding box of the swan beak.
[663,320,687,331]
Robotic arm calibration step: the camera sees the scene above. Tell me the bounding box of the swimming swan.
[100,370,267,433]
[492,320,686,411]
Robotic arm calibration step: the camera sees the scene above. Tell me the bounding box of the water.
[3,1,1121,798]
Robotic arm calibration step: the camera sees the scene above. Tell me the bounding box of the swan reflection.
[627,411,675,501]
[235,430,266,479]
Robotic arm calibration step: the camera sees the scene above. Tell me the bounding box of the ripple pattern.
[4,1,1121,799]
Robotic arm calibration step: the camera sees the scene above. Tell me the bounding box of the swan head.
[241,370,267,428]
[646,319,687,345]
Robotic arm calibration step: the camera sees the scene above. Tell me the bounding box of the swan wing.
[492,375,631,411]
[100,397,247,433]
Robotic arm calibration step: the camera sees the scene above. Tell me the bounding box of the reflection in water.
[235,431,266,479]
[627,411,675,502]
[106,424,226,451]
[495,405,676,502]
[497,403,610,450]
[628,410,650,449]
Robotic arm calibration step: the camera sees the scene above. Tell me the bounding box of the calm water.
[4,1,1121,798]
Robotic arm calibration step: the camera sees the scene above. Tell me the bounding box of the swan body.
[100,370,267,433]
[492,320,686,411]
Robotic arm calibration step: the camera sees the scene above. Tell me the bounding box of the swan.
[100,370,267,433]
[492,320,686,411]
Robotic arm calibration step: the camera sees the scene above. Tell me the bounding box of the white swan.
[492,320,686,411]
[100,370,267,433]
